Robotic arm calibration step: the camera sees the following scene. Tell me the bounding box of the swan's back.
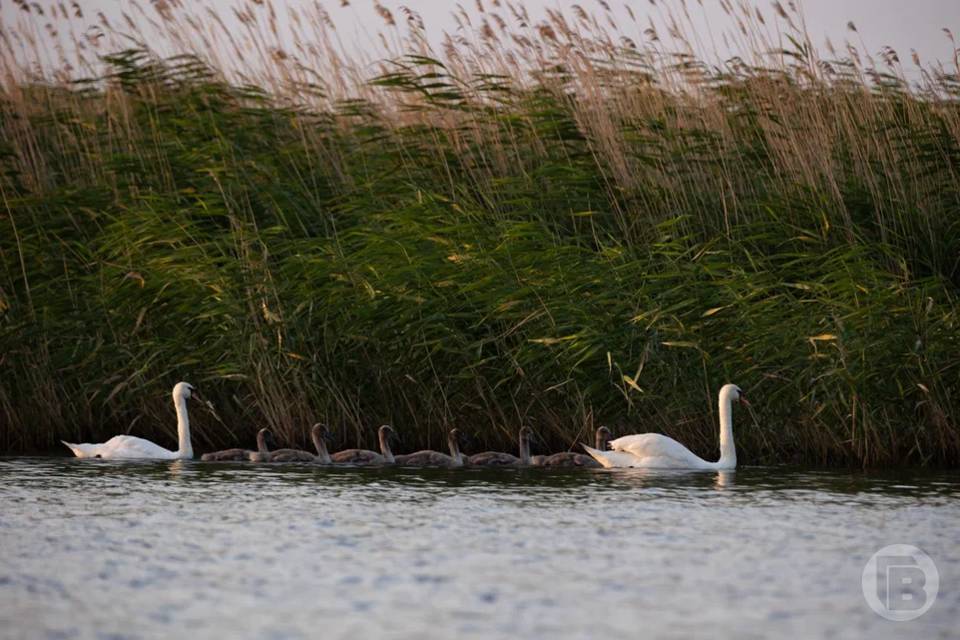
[609,433,713,468]
[201,448,247,461]
[395,450,459,467]
[537,452,600,468]
[331,449,384,464]
[268,449,317,462]
[64,435,178,460]
[468,452,520,466]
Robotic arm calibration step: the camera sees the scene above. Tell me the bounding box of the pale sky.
[3,1,958,77]
[390,0,960,68]
[369,0,960,65]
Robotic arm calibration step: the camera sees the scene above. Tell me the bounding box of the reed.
[0,1,957,466]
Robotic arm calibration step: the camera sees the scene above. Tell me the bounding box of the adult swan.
[63,382,197,460]
[583,384,749,470]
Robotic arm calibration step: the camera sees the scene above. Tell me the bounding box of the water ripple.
[0,458,958,639]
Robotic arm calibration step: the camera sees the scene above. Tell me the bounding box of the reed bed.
[0,1,958,466]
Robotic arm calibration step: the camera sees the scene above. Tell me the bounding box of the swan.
[330,425,396,464]
[63,382,196,460]
[395,428,465,467]
[201,428,273,461]
[248,444,271,462]
[583,384,748,469]
[535,426,610,468]
[267,424,331,463]
[309,423,332,464]
[468,427,532,466]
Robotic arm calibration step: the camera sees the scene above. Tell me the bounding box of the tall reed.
[0,1,957,465]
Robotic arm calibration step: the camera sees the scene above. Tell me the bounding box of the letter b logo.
[863,545,938,621]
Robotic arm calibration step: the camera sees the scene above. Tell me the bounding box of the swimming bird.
[247,445,271,462]
[62,382,197,460]
[309,424,332,464]
[201,428,273,461]
[583,384,749,469]
[395,428,465,467]
[468,427,532,466]
[264,424,332,463]
[330,425,396,464]
[535,426,610,468]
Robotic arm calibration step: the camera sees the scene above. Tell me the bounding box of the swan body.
[395,428,464,467]
[583,384,748,470]
[202,428,273,461]
[267,448,316,463]
[468,427,532,466]
[63,382,196,460]
[330,425,396,464]
[248,448,271,462]
[537,426,610,468]
[268,424,331,463]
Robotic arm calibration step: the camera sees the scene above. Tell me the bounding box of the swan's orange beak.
[739,395,750,407]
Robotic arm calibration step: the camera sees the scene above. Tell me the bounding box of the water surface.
[1,459,957,639]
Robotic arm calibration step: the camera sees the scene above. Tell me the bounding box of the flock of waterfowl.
[195,423,610,468]
[62,382,750,470]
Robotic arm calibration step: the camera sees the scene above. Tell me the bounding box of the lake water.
[0,458,957,639]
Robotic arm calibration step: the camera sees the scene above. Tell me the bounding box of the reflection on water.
[0,458,958,640]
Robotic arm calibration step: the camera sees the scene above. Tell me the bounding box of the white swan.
[583,384,749,470]
[63,382,196,460]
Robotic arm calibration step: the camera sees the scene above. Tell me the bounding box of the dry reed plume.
[0,1,958,466]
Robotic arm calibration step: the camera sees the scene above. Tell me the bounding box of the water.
[0,459,957,640]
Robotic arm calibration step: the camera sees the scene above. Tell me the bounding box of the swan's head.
[448,428,462,445]
[597,426,611,437]
[312,423,332,441]
[378,424,397,442]
[257,428,277,449]
[721,383,749,406]
[519,426,533,442]
[173,381,195,400]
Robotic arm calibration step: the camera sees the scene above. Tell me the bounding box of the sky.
[2,0,958,76]
[342,1,960,66]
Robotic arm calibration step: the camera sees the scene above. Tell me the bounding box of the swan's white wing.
[581,445,644,468]
[64,435,177,460]
[608,433,711,468]
[100,436,178,459]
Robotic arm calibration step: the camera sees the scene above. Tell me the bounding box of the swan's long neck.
[447,432,463,465]
[717,391,736,468]
[312,430,331,464]
[255,430,270,453]
[378,428,395,463]
[518,432,530,465]
[174,394,193,459]
[595,428,610,450]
